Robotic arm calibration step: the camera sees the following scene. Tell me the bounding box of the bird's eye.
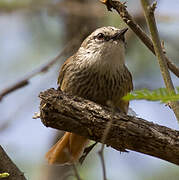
[96,33,105,40]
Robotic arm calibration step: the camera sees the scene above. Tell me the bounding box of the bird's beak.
[111,28,128,40]
[119,28,128,36]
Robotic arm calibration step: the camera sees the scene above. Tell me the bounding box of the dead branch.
[98,102,116,180]
[0,39,78,101]
[39,88,179,166]
[100,0,179,77]
[0,146,27,180]
[140,0,179,123]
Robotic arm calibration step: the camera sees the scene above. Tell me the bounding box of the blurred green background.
[0,0,179,179]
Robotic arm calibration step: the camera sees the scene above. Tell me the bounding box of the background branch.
[98,102,116,180]
[140,0,179,121]
[0,39,77,101]
[100,0,179,77]
[39,88,179,166]
[0,146,27,180]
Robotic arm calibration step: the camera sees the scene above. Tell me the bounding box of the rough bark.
[39,88,179,166]
[100,0,179,77]
[0,146,27,180]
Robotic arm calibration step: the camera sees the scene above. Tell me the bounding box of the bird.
[45,26,133,165]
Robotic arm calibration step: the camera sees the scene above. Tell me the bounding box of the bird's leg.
[79,142,98,164]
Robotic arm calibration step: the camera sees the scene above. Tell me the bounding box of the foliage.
[0,173,9,178]
[123,87,179,103]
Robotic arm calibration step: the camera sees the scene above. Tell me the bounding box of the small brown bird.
[46,26,133,165]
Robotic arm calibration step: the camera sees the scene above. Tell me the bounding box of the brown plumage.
[46,26,133,165]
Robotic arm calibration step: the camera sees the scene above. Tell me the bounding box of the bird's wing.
[116,67,133,114]
[57,56,74,90]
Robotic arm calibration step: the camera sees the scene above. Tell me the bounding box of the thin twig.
[64,147,82,180]
[98,102,116,180]
[61,172,74,180]
[100,0,179,77]
[71,164,82,180]
[0,39,77,101]
[98,146,107,180]
[140,0,179,121]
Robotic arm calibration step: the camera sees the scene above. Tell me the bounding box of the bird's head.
[77,26,128,69]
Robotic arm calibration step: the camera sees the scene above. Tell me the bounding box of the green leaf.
[0,173,10,178]
[123,87,179,103]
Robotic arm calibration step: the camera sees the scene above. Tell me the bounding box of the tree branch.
[100,0,179,77]
[0,39,78,101]
[39,88,179,166]
[0,146,27,180]
[140,0,179,122]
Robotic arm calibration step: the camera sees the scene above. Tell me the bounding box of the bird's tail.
[46,132,89,165]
